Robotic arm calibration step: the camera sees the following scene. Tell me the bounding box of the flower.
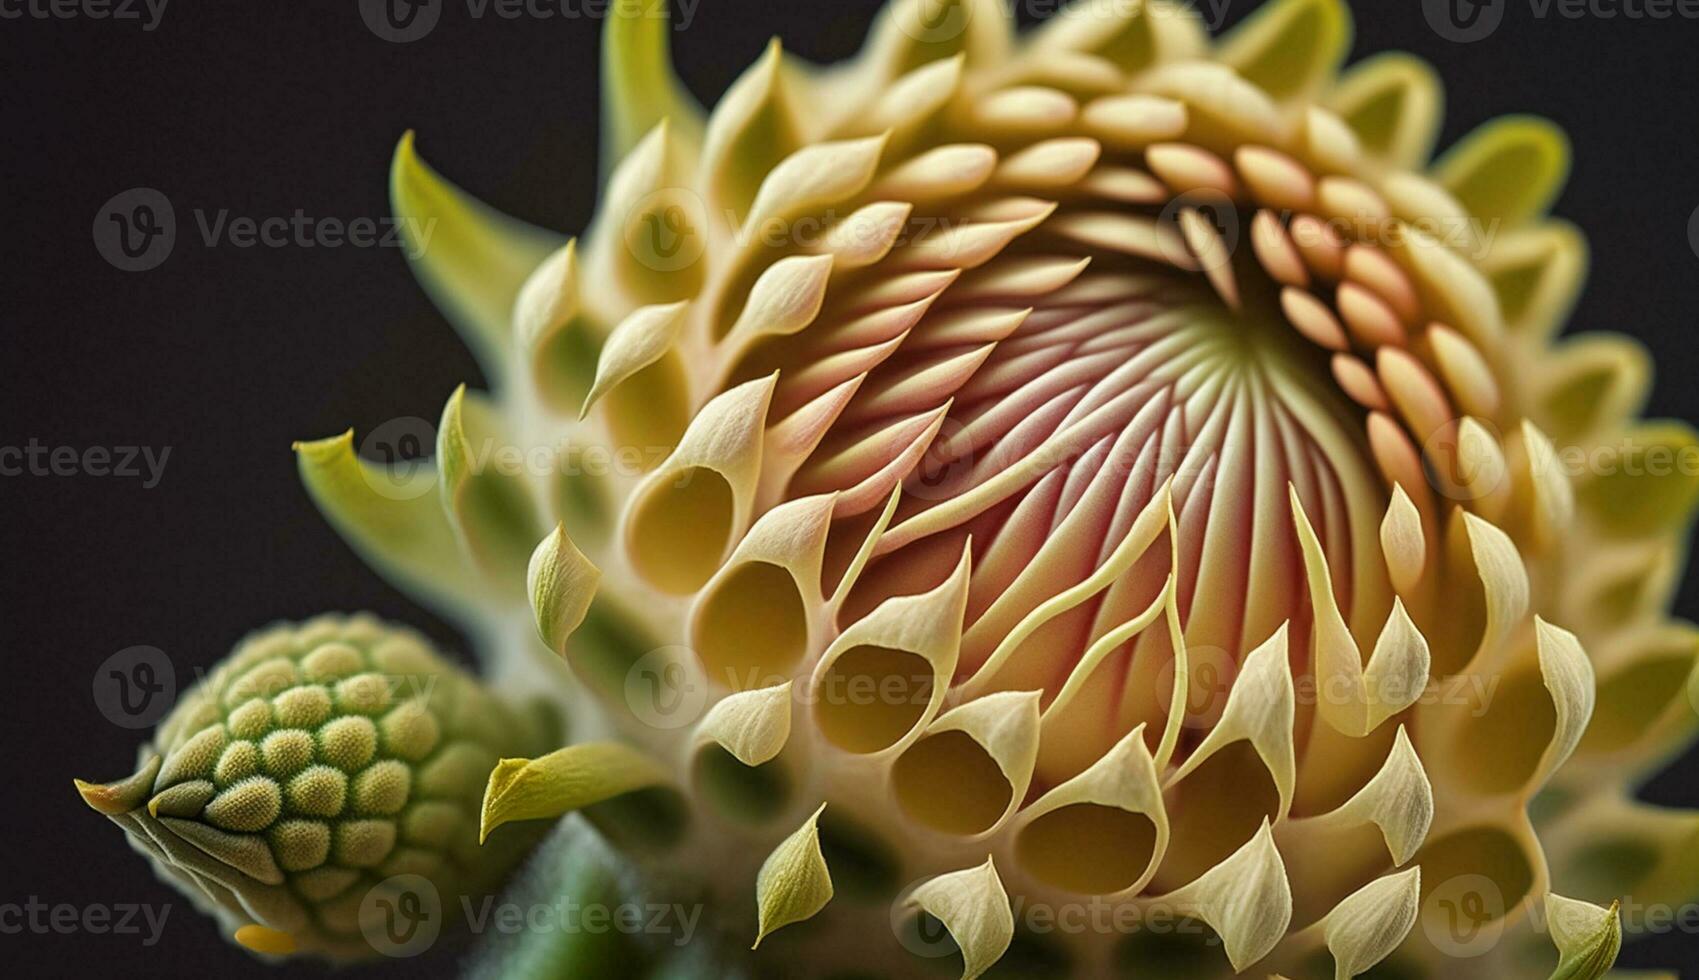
[76,614,549,958]
[86,0,1693,975]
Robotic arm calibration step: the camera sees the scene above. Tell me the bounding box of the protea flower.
[83,0,1699,976]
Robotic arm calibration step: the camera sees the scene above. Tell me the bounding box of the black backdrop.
[4,0,1698,975]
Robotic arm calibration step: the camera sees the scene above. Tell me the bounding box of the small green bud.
[77,613,548,959]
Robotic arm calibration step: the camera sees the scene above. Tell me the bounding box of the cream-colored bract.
[89,0,1699,976]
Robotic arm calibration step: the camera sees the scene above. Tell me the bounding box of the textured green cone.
[76,613,551,959]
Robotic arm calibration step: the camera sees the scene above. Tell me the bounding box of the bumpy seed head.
[277,0,1697,976]
[76,614,548,959]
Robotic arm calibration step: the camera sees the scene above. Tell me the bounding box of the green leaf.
[391,132,565,382]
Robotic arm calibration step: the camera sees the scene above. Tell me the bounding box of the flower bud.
[77,613,548,959]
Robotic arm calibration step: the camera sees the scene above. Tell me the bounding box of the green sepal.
[294,430,479,617]
[391,132,565,383]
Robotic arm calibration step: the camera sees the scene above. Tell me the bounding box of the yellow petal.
[1436,115,1571,226]
[1158,819,1291,972]
[1013,725,1169,897]
[810,544,970,754]
[527,524,602,657]
[581,300,690,418]
[1219,0,1352,102]
[624,375,777,594]
[1283,726,1433,866]
[900,856,1014,980]
[1326,52,1443,169]
[479,742,669,843]
[1530,618,1598,790]
[1164,624,1297,821]
[696,683,793,767]
[753,804,833,947]
[895,691,1041,836]
[1320,866,1421,979]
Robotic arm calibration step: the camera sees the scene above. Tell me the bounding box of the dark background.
[4,0,1698,976]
